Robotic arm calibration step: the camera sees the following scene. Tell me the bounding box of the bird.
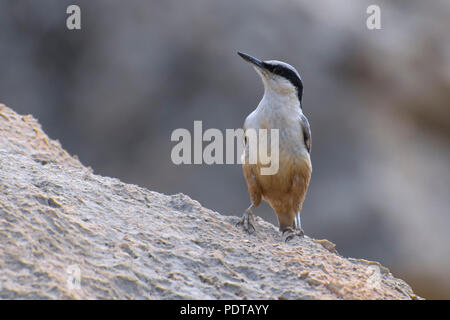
[236,51,312,242]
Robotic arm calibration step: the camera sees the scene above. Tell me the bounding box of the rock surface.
[0,104,419,299]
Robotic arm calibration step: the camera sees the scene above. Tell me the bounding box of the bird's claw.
[236,209,256,234]
[282,227,304,243]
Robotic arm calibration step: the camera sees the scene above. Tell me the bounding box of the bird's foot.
[282,226,304,243]
[296,226,305,238]
[236,207,257,234]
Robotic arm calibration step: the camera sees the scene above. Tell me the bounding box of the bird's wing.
[242,112,255,146]
[300,114,311,153]
[243,120,248,146]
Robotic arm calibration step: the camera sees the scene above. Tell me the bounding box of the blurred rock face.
[1,0,449,298]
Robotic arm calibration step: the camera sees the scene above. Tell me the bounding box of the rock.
[0,104,420,299]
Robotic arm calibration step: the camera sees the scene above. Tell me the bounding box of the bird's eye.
[264,63,276,73]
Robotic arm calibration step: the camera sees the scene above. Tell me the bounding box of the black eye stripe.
[263,62,303,102]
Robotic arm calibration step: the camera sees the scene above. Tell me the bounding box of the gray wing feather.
[300,114,311,153]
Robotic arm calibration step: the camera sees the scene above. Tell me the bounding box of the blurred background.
[1,0,449,299]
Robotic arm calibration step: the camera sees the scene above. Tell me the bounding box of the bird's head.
[238,51,303,103]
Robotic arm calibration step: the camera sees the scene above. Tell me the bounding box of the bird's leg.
[294,211,305,237]
[236,204,257,234]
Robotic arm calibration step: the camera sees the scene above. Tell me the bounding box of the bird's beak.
[237,52,266,70]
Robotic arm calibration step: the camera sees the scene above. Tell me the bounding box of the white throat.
[259,86,301,113]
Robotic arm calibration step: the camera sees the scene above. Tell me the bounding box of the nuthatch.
[236,52,312,242]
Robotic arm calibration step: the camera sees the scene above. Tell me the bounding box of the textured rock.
[0,104,420,299]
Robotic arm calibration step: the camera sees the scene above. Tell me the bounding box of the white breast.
[243,91,309,165]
